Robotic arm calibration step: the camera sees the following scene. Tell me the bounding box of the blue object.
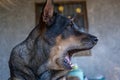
[67,65,84,80]
[67,65,105,80]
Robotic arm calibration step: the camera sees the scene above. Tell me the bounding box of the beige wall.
[35,0,86,3]
[74,0,120,79]
[0,0,120,80]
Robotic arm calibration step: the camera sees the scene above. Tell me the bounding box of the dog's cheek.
[47,58,64,70]
[47,46,64,70]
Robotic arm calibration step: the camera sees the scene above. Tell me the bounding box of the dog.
[9,0,98,80]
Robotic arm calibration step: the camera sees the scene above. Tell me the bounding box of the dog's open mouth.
[62,45,93,70]
[63,48,83,69]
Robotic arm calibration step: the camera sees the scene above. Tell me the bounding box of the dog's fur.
[9,0,98,80]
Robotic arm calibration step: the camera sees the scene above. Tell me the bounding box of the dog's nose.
[90,35,98,43]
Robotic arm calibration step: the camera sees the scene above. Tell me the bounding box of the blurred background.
[0,0,120,80]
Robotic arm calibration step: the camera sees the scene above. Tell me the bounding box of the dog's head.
[39,0,98,70]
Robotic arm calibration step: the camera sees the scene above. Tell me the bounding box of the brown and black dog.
[9,0,98,80]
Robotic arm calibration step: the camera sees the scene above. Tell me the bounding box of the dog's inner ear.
[42,0,54,24]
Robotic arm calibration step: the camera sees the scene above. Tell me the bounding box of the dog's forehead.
[54,13,71,27]
[46,13,71,36]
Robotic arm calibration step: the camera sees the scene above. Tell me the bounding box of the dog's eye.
[65,21,73,30]
[68,22,73,27]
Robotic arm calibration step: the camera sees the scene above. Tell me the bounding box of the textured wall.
[0,0,35,80]
[0,0,120,80]
[72,0,120,80]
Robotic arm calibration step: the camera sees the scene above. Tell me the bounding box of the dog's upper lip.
[64,46,87,56]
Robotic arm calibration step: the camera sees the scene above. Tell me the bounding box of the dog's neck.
[37,62,51,80]
[36,51,68,80]
[38,64,68,80]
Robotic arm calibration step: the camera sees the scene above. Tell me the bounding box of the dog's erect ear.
[42,0,54,23]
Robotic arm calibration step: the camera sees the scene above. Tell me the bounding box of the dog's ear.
[42,0,54,23]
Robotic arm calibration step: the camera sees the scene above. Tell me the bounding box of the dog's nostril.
[92,37,98,43]
[90,36,98,42]
[94,38,98,42]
